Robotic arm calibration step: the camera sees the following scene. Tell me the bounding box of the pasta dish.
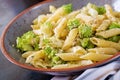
[16,3,120,69]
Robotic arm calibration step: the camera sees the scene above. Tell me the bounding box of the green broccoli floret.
[43,39,50,44]
[44,46,52,55]
[96,6,106,15]
[90,3,106,15]
[108,36,120,42]
[67,18,80,30]
[109,22,120,29]
[81,38,89,48]
[79,24,93,38]
[44,46,64,66]
[62,4,72,14]
[81,38,94,49]
[16,31,39,51]
[44,46,57,59]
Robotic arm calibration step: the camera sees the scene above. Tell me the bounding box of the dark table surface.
[0,0,53,80]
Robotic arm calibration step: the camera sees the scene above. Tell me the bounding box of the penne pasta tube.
[38,15,48,24]
[31,59,49,69]
[91,15,105,31]
[49,5,56,13]
[79,60,93,66]
[96,28,120,38]
[80,53,112,61]
[105,4,117,22]
[54,18,67,38]
[72,46,87,54]
[66,10,80,19]
[52,60,93,69]
[76,13,94,23]
[46,8,64,22]
[62,28,78,50]
[60,29,69,39]
[90,37,120,50]
[96,20,111,32]
[31,25,39,30]
[25,50,45,63]
[22,51,36,58]
[46,4,72,23]
[56,53,82,61]
[88,8,98,17]
[88,48,118,55]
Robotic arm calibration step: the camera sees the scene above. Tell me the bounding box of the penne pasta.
[31,59,50,68]
[22,51,36,58]
[46,5,71,23]
[96,28,120,38]
[31,25,39,30]
[66,10,80,19]
[49,5,56,13]
[91,15,105,31]
[105,4,117,22]
[37,15,48,26]
[88,8,98,17]
[90,37,120,50]
[76,13,94,23]
[62,28,78,50]
[52,60,93,69]
[54,18,67,38]
[56,53,82,61]
[80,53,112,61]
[96,20,111,32]
[25,50,45,63]
[72,46,87,54]
[88,48,118,55]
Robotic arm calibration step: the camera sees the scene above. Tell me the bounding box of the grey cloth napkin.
[51,58,120,80]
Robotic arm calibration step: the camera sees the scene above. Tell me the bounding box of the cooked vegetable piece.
[67,18,80,30]
[108,36,120,42]
[62,4,72,14]
[109,22,120,29]
[90,3,106,14]
[96,6,106,15]
[44,46,64,66]
[16,31,39,51]
[79,24,93,38]
[81,38,94,49]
